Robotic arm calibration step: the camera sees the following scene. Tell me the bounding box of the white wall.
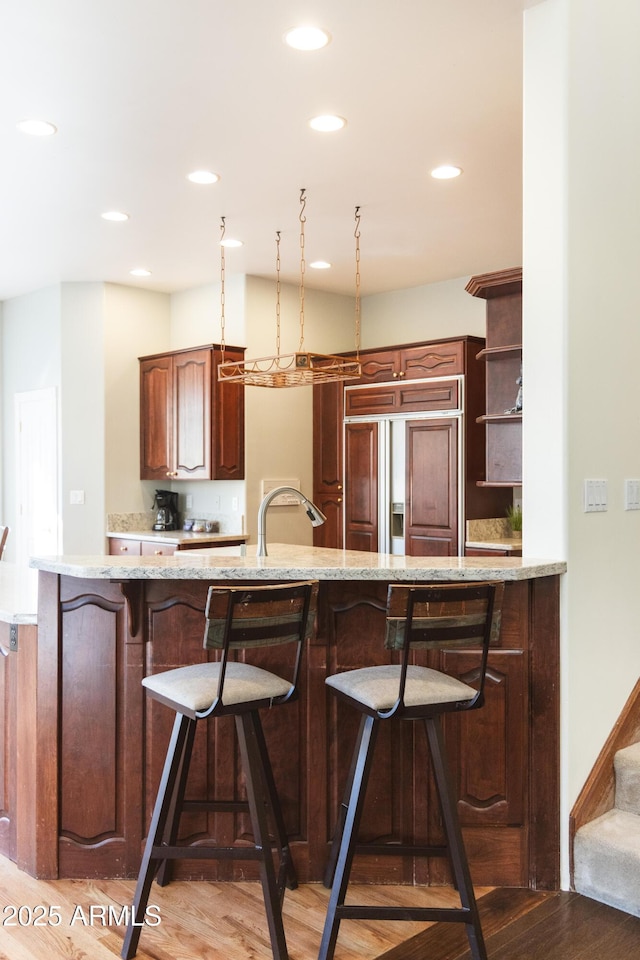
[167,276,247,530]
[243,276,355,547]
[1,286,62,562]
[104,283,171,517]
[361,276,487,347]
[524,0,640,886]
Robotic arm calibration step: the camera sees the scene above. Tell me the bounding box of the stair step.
[574,808,640,917]
[614,741,640,815]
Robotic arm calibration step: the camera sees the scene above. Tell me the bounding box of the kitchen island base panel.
[24,567,559,890]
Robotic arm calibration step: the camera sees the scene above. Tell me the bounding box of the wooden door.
[344,422,378,552]
[173,348,212,479]
[312,493,343,548]
[405,418,458,556]
[140,355,173,481]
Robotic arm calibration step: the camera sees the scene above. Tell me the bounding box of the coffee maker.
[152,490,179,531]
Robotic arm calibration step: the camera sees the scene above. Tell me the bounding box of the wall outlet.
[212,495,221,511]
[69,489,85,505]
[232,497,239,511]
[186,495,193,509]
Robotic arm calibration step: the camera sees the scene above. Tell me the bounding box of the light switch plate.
[69,489,85,505]
[584,479,607,512]
[624,479,640,510]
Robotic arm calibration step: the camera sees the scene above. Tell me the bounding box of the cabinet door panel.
[140,356,173,480]
[174,349,211,479]
[312,493,343,548]
[400,341,464,378]
[213,347,245,480]
[0,635,16,862]
[313,382,343,492]
[405,418,458,556]
[344,422,378,552]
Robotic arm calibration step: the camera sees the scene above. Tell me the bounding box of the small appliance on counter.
[152,490,179,531]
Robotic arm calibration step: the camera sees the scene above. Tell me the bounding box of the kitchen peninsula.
[20,545,564,891]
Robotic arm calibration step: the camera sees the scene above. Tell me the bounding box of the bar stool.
[319,580,504,960]
[122,579,318,960]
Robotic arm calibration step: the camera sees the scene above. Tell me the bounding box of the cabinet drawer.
[344,379,459,417]
[140,541,177,557]
[108,538,142,556]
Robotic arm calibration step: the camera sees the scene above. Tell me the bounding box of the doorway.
[14,387,60,566]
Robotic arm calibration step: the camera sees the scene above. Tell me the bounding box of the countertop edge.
[30,545,567,582]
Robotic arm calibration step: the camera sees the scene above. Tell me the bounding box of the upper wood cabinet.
[466,268,522,486]
[346,340,466,383]
[139,344,245,481]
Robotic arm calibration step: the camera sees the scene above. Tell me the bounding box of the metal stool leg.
[121,713,193,960]
[237,712,289,960]
[425,716,487,960]
[322,718,364,889]
[250,711,298,894]
[318,715,379,960]
[156,715,197,887]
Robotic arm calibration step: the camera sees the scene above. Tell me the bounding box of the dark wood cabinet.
[32,569,560,891]
[139,344,245,481]
[314,337,511,555]
[313,381,344,547]
[107,536,245,557]
[344,421,378,552]
[466,269,523,486]
[405,417,458,555]
[354,340,466,383]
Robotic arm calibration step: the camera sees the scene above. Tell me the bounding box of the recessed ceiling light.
[309,115,346,133]
[284,26,331,50]
[101,210,129,222]
[186,170,220,185]
[310,260,331,269]
[431,164,463,180]
[130,268,152,277]
[220,237,243,248]
[17,118,57,137]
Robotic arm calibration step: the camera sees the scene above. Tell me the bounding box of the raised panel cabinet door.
[173,348,212,479]
[405,417,458,556]
[213,347,245,480]
[313,381,344,493]
[139,355,173,480]
[344,421,378,552]
[399,340,464,379]
[0,631,17,862]
[312,492,343,548]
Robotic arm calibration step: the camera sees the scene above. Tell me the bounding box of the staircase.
[574,741,640,917]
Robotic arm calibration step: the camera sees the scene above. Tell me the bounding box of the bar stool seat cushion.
[326,665,476,712]
[143,662,292,713]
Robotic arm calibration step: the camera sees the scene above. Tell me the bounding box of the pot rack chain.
[275,230,281,358]
[354,205,361,359]
[298,188,306,352]
[219,216,226,361]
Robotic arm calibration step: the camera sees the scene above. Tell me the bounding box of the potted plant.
[506,504,522,536]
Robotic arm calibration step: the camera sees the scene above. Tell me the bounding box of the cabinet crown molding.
[465,267,522,300]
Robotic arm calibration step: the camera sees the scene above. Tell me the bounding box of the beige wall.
[524,0,640,885]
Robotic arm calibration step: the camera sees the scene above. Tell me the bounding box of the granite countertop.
[107,529,247,546]
[465,536,523,551]
[0,563,39,625]
[30,543,566,583]
[465,518,522,552]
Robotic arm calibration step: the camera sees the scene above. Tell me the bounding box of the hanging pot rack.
[217,189,362,387]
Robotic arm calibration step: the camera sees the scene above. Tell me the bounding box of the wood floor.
[1,854,640,960]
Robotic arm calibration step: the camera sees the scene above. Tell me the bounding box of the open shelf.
[476,344,522,360]
[477,413,522,424]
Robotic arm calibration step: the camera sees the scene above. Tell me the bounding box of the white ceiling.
[0,0,531,303]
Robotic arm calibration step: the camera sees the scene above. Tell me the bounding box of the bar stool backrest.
[384,581,504,711]
[203,580,319,706]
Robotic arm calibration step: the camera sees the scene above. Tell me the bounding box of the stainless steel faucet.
[256,486,326,557]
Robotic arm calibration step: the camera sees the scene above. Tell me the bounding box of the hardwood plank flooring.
[2,854,640,960]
